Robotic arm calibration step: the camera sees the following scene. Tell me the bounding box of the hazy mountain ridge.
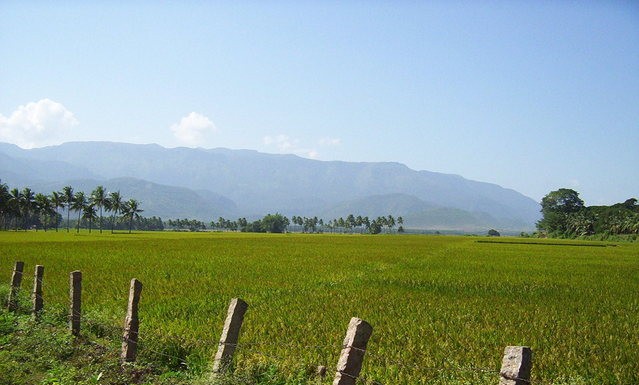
[318,193,514,231]
[0,141,540,230]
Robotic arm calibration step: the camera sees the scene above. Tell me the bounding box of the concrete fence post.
[7,261,24,311]
[499,346,533,385]
[121,278,143,363]
[333,317,373,385]
[32,265,44,320]
[69,270,82,336]
[212,298,249,374]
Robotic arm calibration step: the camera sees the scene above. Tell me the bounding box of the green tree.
[8,188,21,230]
[346,214,355,233]
[362,216,370,233]
[537,188,585,235]
[35,193,55,231]
[82,204,97,233]
[261,213,290,233]
[0,181,10,230]
[369,219,382,234]
[20,188,36,230]
[386,215,395,233]
[72,191,87,233]
[337,217,345,233]
[106,191,124,233]
[122,199,143,234]
[566,211,595,236]
[62,186,74,232]
[50,191,65,232]
[91,185,107,234]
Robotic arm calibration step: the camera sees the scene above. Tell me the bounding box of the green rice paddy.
[1,231,637,384]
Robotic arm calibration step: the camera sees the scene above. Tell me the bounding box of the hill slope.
[0,141,540,230]
[28,177,238,220]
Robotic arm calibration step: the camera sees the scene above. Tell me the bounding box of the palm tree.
[346,214,355,233]
[20,188,36,230]
[72,191,87,233]
[362,216,370,233]
[386,215,395,233]
[397,216,404,233]
[122,199,143,234]
[632,215,639,235]
[356,215,363,234]
[0,181,10,230]
[91,185,107,233]
[82,204,97,233]
[107,191,123,233]
[50,191,65,232]
[62,186,74,232]
[8,188,21,230]
[34,193,55,231]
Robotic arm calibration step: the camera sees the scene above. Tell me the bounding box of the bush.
[487,229,500,237]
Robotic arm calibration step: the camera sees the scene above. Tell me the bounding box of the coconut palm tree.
[122,199,143,234]
[8,188,21,230]
[20,188,35,230]
[386,215,395,233]
[632,215,639,235]
[62,186,74,232]
[82,204,97,233]
[34,193,55,231]
[50,191,65,232]
[72,191,87,233]
[106,191,123,233]
[0,181,10,230]
[362,216,370,233]
[91,185,107,233]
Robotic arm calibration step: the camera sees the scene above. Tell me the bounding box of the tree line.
[537,188,639,238]
[0,181,147,233]
[1,180,407,235]
[204,214,405,234]
[291,214,404,234]
[166,215,292,233]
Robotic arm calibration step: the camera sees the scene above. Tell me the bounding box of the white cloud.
[263,134,319,159]
[263,134,296,151]
[0,99,79,148]
[170,112,216,146]
[319,137,341,146]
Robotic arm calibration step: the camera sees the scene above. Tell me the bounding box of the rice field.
[1,231,637,384]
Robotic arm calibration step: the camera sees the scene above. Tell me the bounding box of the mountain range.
[0,141,540,231]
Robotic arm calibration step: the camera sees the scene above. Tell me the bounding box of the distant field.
[1,231,637,384]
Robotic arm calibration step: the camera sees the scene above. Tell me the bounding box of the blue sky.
[1,1,637,205]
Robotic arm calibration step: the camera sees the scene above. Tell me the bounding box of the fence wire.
[3,280,552,385]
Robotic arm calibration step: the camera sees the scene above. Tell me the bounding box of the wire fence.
[12,310,543,385]
[3,265,547,385]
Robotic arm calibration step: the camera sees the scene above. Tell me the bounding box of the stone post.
[69,270,82,336]
[333,317,373,385]
[212,298,249,374]
[32,265,44,319]
[7,261,24,311]
[499,346,533,385]
[121,278,143,363]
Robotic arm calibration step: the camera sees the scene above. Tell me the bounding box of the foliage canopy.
[537,188,638,238]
